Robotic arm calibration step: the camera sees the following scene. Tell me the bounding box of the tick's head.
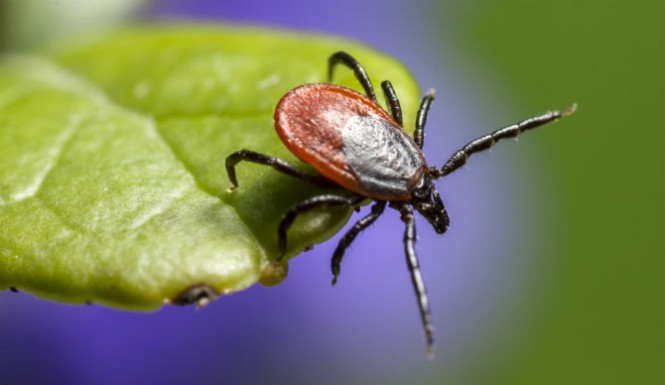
[411,175,449,234]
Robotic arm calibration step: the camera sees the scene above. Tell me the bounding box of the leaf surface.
[0,25,419,309]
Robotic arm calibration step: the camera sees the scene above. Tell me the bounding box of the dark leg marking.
[277,194,365,260]
[225,149,335,190]
[328,51,377,102]
[397,203,435,357]
[433,104,577,178]
[381,80,403,126]
[331,200,387,285]
[414,89,436,149]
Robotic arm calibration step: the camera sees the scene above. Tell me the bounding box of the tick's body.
[275,83,426,200]
[225,51,575,356]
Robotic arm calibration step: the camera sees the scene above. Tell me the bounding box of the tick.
[225,51,575,356]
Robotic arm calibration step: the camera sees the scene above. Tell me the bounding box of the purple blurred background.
[0,1,552,384]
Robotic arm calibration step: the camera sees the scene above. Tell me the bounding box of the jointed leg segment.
[225,150,366,262]
[328,52,407,128]
[414,89,436,149]
[225,149,335,190]
[328,51,377,102]
[331,200,387,285]
[277,194,365,260]
[433,104,576,178]
[381,80,403,126]
[397,203,435,357]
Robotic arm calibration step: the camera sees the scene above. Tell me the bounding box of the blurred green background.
[1,0,662,384]
[443,0,663,383]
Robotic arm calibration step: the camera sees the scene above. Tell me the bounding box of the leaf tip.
[258,260,289,287]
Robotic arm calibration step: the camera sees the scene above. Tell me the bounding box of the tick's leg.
[397,203,435,357]
[432,104,577,178]
[225,149,335,190]
[381,80,403,126]
[414,89,436,149]
[331,200,387,285]
[277,194,365,260]
[328,51,377,102]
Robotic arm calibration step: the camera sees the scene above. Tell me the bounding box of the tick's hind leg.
[328,51,377,102]
[277,194,365,261]
[331,200,387,285]
[225,149,335,190]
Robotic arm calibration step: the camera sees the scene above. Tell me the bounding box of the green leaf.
[0,24,419,310]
